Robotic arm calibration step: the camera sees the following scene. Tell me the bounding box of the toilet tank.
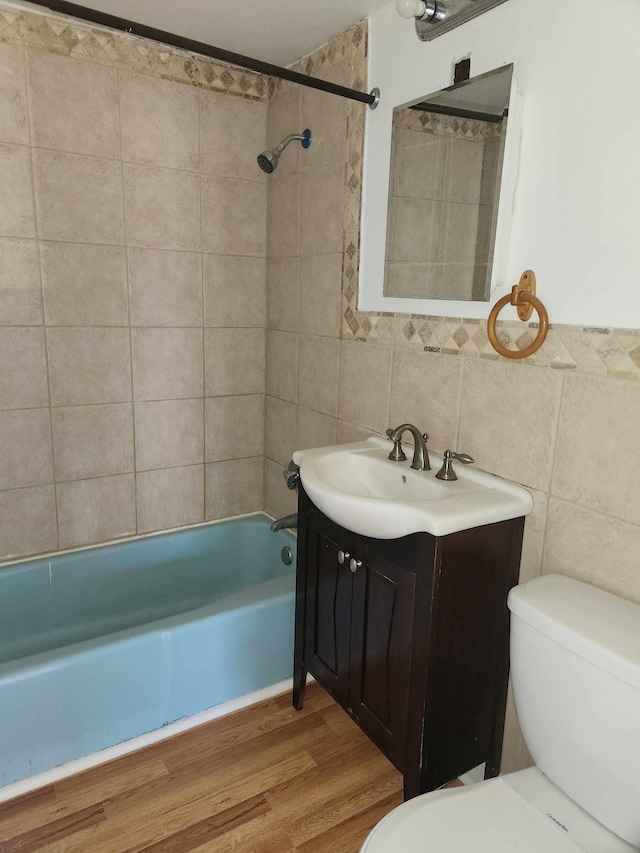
[508,574,640,848]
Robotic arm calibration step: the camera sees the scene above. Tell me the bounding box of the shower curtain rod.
[32,1,381,108]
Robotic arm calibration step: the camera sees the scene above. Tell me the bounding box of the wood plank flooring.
[0,685,413,853]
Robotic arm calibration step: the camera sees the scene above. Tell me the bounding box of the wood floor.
[0,684,411,853]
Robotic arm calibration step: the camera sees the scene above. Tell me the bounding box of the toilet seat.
[361,778,584,853]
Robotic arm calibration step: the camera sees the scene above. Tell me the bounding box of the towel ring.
[487,271,549,360]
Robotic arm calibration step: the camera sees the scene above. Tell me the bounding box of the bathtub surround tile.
[338,340,393,434]
[119,72,200,171]
[458,359,563,492]
[300,70,348,173]
[132,328,203,402]
[41,243,128,327]
[266,329,298,403]
[298,335,340,417]
[0,327,49,409]
[52,404,134,482]
[267,257,299,333]
[123,164,201,251]
[26,50,119,159]
[57,474,136,549]
[0,408,53,490]
[266,175,300,259]
[0,143,35,237]
[136,465,204,534]
[204,255,265,329]
[265,396,298,467]
[264,456,296,520]
[202,175,266,257]
[33,150,123,244]
[134,399,204,472]
[390,349,462,453]
[267,90,301,181]
[47,327,131,407]
[0,485,57,560]
[300,166,345,256]
[204,328,265,397]
[128,249,203,327]
[205,457,263,521]
[0,238,42,325]
[298,407,337,452]
[299,254,342,339]
[200,88,266,180]
[205,395,264,462]
[0,42,28,145]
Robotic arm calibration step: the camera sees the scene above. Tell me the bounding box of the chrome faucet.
[386,423,431,471]
[270,513,298,532]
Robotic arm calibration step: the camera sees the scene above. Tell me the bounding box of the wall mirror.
[383,64,516,303]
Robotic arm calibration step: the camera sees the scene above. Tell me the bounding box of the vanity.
[290,436,532,800]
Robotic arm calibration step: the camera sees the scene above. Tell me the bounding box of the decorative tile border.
[0,3,266,99]
[394,107,503,141]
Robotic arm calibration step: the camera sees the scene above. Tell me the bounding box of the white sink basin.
[292,437,532,539]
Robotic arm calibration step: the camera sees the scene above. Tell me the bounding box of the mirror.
[383,65,514,302]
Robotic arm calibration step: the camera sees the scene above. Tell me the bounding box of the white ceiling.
[31,0,390,66]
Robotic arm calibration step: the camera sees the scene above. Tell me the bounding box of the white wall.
[360,0,640,328]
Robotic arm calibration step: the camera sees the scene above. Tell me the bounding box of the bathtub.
[0,514,296,791]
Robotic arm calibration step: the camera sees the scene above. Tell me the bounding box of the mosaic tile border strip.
[394,107,503,141]
[0,3,266,99]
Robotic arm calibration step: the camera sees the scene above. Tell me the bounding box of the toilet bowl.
[360,574,640,853]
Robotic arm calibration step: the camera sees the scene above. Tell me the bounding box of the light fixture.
[396,0,446,24]
[396,0,511,42]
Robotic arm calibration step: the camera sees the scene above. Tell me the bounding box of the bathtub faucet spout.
[270,513,298,532]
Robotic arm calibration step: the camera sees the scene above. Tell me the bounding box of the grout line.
[454,353,466,450]
[198,88,207,524]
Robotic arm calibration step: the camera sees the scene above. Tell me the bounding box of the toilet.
[361,574,640,852]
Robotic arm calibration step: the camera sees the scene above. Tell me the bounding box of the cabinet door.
[304,509,354,706]
[349,540,417,769]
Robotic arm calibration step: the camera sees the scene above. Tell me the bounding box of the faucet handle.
[386,428,407,462]
[435,450,475,481]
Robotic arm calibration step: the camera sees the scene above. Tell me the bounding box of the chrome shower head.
[257,129,311,174]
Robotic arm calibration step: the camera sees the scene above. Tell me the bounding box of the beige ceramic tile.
[441,202,480,264]
[47,327,131,407]
[0,143,35,238]
[337,421,378,444]
[205,394,264,462]
[392,197,440,263]
[202,175,265,257]
[0,238,42,325]
[0,408,52,490]
[300,165,344,256]
[384,262,443,299]
[339,340,392,434]
[134,399,204,472]
[458,359,563,492]
[0,485,57,560]
[0,42,28,145]
[298,407,337,452]
[200,89,266,180]
[265,395,298,467]
[266,329,298,404]
[204,255,265,329]
[543,497,640,606]
[266,257,298,332]
[0,327,48,409]
[204,328,265,397]
[395,129,445,201]
[124,164,200,251]
[264,457,296,520]
[128,248,202,327]
[552,373,640,524]
[205,457,263,521]
[136,465,204,534]
[519,489,548,584]
[120,72,200,171]
[52,403,134,482]
[33,150,123,244]
[300,74,347,172]
[27,50,119,158]
[131,327,203,401]
[298,335,340,417]
[266,175,299,258]
[41,243,128,326]
[266,90,301,181]
[443,138,484,205]
[57,474,136,549]
[299,253,342,338]
[390,349,462,453]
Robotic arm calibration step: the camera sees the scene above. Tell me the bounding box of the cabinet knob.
[349,558,363,573]
[337,550,350,565]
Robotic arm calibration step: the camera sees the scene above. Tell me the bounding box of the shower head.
[257,129,311,174]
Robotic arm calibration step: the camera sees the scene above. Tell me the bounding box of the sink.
[292,437,533,539]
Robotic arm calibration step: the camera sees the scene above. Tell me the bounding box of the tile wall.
[0,16,267,560]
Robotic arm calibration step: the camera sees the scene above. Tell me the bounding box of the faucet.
[386,423,431,471]
[270,513,298,532]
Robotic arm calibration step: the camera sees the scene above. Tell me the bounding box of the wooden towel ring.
[487,270,549,359]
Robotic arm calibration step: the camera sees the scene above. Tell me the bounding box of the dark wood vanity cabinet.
[293,485,525,800]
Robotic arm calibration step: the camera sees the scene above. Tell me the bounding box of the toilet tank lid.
[508,575,640,690]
